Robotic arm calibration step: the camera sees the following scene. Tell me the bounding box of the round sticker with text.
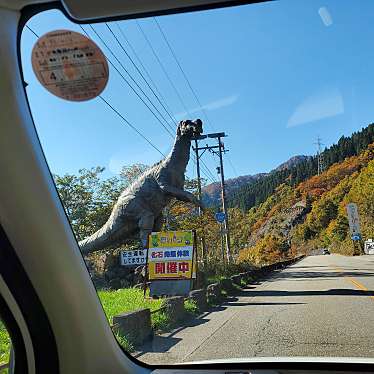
[31,29,109,101]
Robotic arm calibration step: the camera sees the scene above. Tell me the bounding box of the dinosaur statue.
[79,119,204,255]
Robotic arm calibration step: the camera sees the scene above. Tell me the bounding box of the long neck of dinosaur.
[165,135,191,172]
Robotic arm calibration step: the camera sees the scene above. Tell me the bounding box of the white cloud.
[287,87,344,128]
[319,7,333,27]
[174,94,239,119]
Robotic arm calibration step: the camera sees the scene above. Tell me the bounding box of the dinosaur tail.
[78,221,114,255]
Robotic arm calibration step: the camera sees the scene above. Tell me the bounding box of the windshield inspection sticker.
[31,30,109,101]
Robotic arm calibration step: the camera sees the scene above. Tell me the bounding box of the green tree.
[54,164,148,241]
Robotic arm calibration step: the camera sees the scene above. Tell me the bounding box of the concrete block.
[113,308,152,346]
[164,296,185,324]
[219,277,235,294]
[189,289,208,312]
[207,282,221,304]
[230,274,242,285]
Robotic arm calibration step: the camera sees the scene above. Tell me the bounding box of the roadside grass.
[0,320,10,372]
[206,274,226,285]
[98,288,201,349]
[184,299,199,316]
[114,331,135,353]
[98,288,163,324]
[98,288,164,351]
[0,289,204,358]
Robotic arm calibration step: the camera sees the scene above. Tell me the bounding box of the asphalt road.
[137,254,374,364]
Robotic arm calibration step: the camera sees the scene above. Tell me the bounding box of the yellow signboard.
[149,231,193,248]
[148,231,195,280]
[148,260,193,279]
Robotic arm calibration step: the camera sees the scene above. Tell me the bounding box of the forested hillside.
[202,155,309,207]
[230,124,374,211]
[238,143,374,264]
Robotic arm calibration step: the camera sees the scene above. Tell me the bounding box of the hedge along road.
[137,254,374,364]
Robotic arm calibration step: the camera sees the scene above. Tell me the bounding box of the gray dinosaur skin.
[79,119,203,255]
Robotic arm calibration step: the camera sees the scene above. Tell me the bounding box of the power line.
[115,22,178,125]
[82,24,175,138]
[101,24,216,183]
[99,96,165,157]
[26,24,217,183]
[154,18,239,179]
[106,22,177,128]
[85,25,216,183]
[134,21,217,182]
[26,25,39,38]
[227,156,239,178]
[153,17,215,132]
[25,25,165,158]
[136,20,191,118]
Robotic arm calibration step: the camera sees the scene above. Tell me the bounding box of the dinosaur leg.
[153,213,164,232]
[138,212,155,249]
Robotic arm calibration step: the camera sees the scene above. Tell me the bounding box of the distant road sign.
[215,212,226,223]
[364,239,374,254]
[351,234,362,241]
[346,203,361,236]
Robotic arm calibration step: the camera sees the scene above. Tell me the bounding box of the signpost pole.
[221,223,225,264]
[346,203,364,256]
[143,236,150,298]
[191,230,197,289]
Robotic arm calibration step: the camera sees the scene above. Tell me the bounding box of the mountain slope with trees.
[202,155,310,207]
[230,124,374,211]
[238,143,374,264]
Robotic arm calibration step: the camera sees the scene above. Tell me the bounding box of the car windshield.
[19,0,374,365]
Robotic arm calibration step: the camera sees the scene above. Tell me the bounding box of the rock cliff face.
[247,200,309,247]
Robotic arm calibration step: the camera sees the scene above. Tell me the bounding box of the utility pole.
[314,136,324,175]
[193,138,207,267]
[193,132,231,264]
[194,138,203,216]
[217,135,231,264]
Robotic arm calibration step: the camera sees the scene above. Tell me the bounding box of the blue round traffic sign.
[215,212,226,223]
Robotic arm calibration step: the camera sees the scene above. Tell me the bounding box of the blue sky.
[21,0,374,184]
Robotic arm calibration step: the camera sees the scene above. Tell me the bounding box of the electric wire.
[89,25,215,182]
[136,20,192,118]
[81,24,175,138]
[153,17,215,131]
[134,21,217,182]
[106,22,177,128]
[85,25,216,182]
[154,17,239,179]
[25,25,165,158]
[102,23,216,182]
[115,22,177,124]
[26,25,39,38]
[26,24,216,183]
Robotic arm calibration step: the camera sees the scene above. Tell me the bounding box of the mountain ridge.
[202,155,310,206]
